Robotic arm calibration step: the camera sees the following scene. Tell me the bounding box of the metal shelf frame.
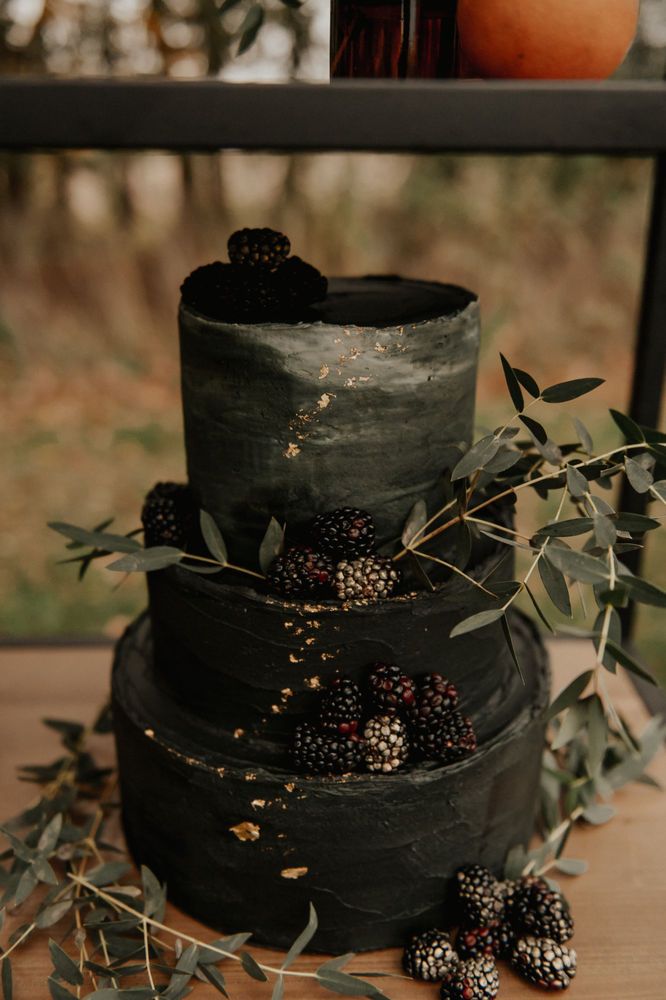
[1,77,664,629]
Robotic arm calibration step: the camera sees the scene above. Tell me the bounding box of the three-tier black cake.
[112,247,549,953]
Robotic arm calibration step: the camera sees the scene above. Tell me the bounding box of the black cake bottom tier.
[112,613,550,953]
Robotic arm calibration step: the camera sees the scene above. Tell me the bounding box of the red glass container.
[330,0,460,79]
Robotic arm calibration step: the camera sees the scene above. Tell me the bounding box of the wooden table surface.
[0,640,665,999]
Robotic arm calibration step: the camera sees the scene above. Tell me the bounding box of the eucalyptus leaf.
[107,547,183,573]
[593,514,616,549]
[503,844,528,880]
[501,615,525,683]
[48,979,76,1000]
[541,377,604,403]
[593,607,622,672]
[36,898,73,929]
[316,969,383,998]
[499,353,524,412]
[536,517,593,538]
[15,866,38,906]
[573,416,593,453]
[538,556,572,617]
[318,955,356,974]
[281,903,318,970]
[200,965,228,996]
[239,951,267,982]
[86,861,132,887]
[582,803,616,825]
[650,480,666,502]
[612,512,660,533]
[566,464,588,498]
[272,975,285,1000]
[622,575,666,608]
[450,608,504,638]
[551,701,589,751]
[49,939,83,987]
[625,456,653,493]
[451,435,501,481]
[141,865,166,921]
[198,933,252,964]
[586,695,608,777]
[259,517,285,573]
[609,409,645,443]
[513,367,540,398]
[524,584,555,633]
[547,671,593,721]
[482,447,522,475]
[401,500,428,548]
[37,814,63,855]
[519,413,547,445]
[219,0,243,11]
[200,510,228,566]
[237,4,265,54]
[554,858,589,876]
[545,547,609,585]
[48,522,142,555]
[603,640,657,685]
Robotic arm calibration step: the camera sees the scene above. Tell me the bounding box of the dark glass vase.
[331,0,459,80]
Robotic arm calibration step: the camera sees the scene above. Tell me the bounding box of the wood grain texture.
[0,639,664,999]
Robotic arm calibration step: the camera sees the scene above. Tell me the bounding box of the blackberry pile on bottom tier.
[290,667,476,776]
[402,865,578,997]
[180,228,327,322]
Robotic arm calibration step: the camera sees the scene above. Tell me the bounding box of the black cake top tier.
[180,276,479,566]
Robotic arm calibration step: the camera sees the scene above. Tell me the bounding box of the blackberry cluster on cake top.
[180,227,327,322]
[402,865,577,997]
[290,666,477,776]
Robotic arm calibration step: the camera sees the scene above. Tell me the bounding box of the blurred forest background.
[1,1,665,682]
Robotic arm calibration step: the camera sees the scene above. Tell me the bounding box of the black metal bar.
[619,154,666,634]
[2,78,666,153]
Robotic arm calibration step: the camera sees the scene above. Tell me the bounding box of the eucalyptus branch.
[413,551,497,598]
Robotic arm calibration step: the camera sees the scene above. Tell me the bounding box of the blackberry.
[141,482,194,549]
[403,929,458,982]
[415,711,477,763]
[227,228,290,269]
[363,715,409,773]
[456,866,505,926]
[180,261,236,320]
[319,677,362,736]
[510,880,574,944]
[267,546,334,598]
[368,663,416,715]
[495,922,516,961]
[456,923,501,961]
[311,508,376,560]
[335,555,400,601]
[277,256,328,307]
[291,723,361,776]
[440,957,499,1000]
[511,936,577,991]
[409,674,459,727]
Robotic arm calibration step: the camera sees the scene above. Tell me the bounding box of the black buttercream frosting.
[179,277,479,566]
[113,613,549,953]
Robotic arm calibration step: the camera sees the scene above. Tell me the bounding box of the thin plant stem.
[413,551,497,597]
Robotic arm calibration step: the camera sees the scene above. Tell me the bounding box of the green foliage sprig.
[0,715,393,1000]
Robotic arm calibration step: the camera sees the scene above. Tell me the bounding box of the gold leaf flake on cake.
[284,442,301,459]
[251,799,266,809]
[229,821,260,842]
[306,619,321,629]
[244,772,257,782]
[281,867,308,879]
[281,688,293,699]
[289,653,304,664]
[144,728,155,739]
[233,728,245,739]
[271,704,284,714]
[305,675,321,689]
[284,782,295,793]
[317,393,332,410]
[321,652,335,661]
[217,767,225,778]
[319,364,329,379]
[305,637,316,646]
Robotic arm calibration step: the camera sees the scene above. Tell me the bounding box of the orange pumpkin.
[456,0,640,80]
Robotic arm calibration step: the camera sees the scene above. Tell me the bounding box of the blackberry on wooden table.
[267,546,334,597]
[227,228,290,269]
[291,723,361,775]
[319,677,362,736]
[403,929,458,982]
[363,715,409,773]
[311,507,376,559]
[440,956,499,1000]
[368,663,416,715]
[456,922,502,961]
[334,555,401,601]
[511,936,577,991]
[141,482,194,549]
[456,865,506,926]
[510,879,574,944]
